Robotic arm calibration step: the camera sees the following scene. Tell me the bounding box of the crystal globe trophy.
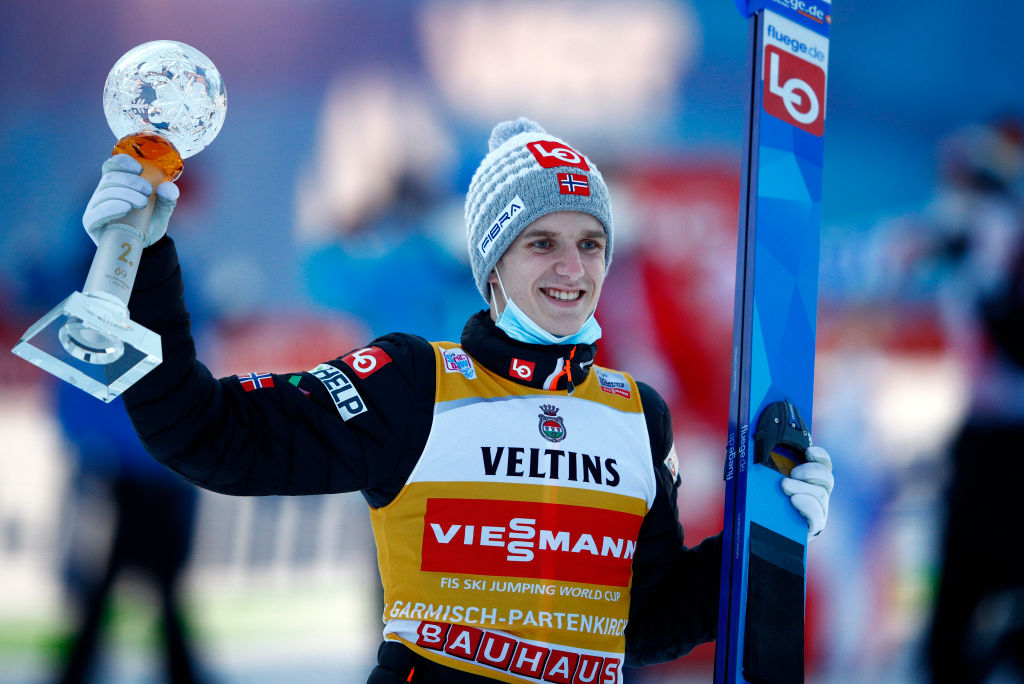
[12,40,226,402]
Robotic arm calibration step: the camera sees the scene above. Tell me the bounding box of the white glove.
[781,445,833,538]
[82,154,179,247]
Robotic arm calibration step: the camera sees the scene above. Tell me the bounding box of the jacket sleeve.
[121,236,435,504]
[624,381,722,667]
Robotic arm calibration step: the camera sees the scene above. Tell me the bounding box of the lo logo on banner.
[763,44,825,136]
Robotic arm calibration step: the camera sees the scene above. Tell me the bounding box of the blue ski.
[715,1,832,682]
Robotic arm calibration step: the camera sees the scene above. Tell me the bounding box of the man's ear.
[486,267,505,315]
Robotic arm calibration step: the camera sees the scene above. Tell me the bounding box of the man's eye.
[532,240,551,249]
[581,240,601,250]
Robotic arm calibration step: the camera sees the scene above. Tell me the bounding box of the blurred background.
[2,1,1024,682]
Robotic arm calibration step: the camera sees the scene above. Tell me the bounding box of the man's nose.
[555,246,585,278]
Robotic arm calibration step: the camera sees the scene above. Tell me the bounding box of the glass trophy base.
[11,291,161,403]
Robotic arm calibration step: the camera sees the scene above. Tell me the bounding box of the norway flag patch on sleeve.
[237,372,275,391]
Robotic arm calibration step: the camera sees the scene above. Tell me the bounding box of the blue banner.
[736,0,832,37]
[716,4,831,682]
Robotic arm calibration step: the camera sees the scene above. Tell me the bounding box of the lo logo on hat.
[527,141,590,171]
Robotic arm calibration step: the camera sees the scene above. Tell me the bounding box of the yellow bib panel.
[370,342,656,684]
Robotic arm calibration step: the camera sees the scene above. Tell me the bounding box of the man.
[84,118,833,683]
[911,120,1024,684]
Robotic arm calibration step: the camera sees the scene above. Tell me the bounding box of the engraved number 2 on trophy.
[113,243,132,282]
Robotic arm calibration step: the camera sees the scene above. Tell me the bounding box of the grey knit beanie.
[465,118,613,303]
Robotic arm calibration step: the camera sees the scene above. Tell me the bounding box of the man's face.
[488,211,607,337]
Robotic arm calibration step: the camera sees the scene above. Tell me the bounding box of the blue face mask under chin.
[490,268,602,346]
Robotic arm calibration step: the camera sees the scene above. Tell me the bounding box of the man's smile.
[541,288,583,302]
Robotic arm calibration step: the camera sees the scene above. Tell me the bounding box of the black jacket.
[123,237,721,681]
